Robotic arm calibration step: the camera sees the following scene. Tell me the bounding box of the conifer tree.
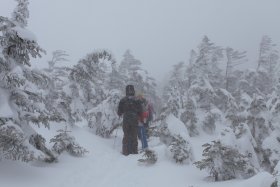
[257,36,279,73]
[232,123,260,170]
[43,50,78,126]
[70,50,122,137]
[69,50,114,110]
[180,96,198,137]
[162,62,185,118]
[0,0,59,162]
[119,49,159,111]
[119,50,145,92]
[214,88,239,115]
[184,49,197,89]
[12,0,29,27]
[225,47,246,92]
[255,36,279,95]
[192,36,223,88]
[107,62,125,91]
[246,95,270,146]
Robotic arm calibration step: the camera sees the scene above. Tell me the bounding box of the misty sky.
[1,0,280,81]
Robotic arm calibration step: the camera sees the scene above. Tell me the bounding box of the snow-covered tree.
[202,111,220,135]
[69,50,125,137]
[261,87,280,171]
[184,49,197,89]
[214,88,238,114]
[192,36,223,88]
[271,162,280,187]
[246,95,270,146]
[225,47,246,92]
[262,130,280,172]
[119,50,144,92]
[267,87,280,127]
[187,77,222,135]
[119,49,159,113]
[233,87,253,113]
[257,35,279,73]
[231,69,263,98]
[107,62,125,91]
[180,96,198,137]
[243,95,275,172]
[43,50,79,126]
[12,0,29,27]
[0,0,59,162]
[162,62,185,118]
[255,36,279,95]
[189,75,215,112]
[232,123,260,170]
[69,50,114,110]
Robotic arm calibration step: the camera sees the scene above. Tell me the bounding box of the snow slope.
[0,121,274,187]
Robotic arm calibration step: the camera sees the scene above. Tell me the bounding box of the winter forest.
[1,1,280,187]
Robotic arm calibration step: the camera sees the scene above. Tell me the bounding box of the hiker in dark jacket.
[117,85,142,156]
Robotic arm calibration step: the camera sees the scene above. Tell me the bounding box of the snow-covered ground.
[0,122,274,187]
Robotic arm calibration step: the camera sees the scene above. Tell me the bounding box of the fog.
[1,0,280,81]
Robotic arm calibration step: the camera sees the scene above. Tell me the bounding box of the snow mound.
[166,114,190,140]
[13,26,37,42]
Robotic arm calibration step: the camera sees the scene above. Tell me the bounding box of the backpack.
[140,98,149,112]
[124,96,140,114]
[121,96,141,125]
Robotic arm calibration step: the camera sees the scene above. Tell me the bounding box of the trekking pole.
[113,126,119,149]
[113,116,122,149]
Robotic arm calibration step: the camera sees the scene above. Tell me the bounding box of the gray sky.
[1,0,280,81]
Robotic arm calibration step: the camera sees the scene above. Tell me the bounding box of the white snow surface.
[0,119,274,187]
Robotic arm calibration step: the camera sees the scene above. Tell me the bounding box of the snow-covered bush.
[167,135,192,164]
[194,140,256,181]
[50,128,88,157]
[138,149,157,165]
[159,114,193,164]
